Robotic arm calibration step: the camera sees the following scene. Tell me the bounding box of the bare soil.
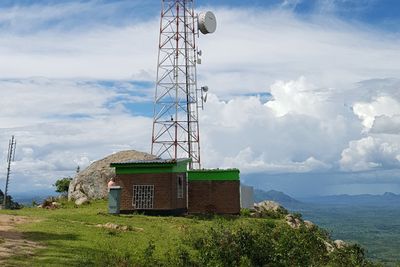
[0,215,43,263]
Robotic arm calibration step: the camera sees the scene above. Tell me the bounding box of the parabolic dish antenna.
[198,11,217,34]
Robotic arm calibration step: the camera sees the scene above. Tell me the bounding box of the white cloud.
[0,78,152,193]
[0,4,399,97]
[281,0,302,9]
[0,2,400,194]
[199,8,400,96]
[353,96,400,129]
[266,77,327,117]
[371,115,400,135]
[222,147,330,173]
[340,136,400,171]
[200,77,361,172]
[339,82,400,172]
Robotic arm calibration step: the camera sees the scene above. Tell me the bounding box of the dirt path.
[0,215,43,263]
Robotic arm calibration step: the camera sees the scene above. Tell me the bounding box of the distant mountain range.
[11,189,55,205]
[254,189,302,208]
[299,192,400,207]
[254,189,400,208]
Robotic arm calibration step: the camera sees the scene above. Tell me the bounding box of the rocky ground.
[0,215,42,263]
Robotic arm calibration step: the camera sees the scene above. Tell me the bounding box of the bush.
[328,244,376,267]
[183,219,377,267]
[240,208,251,217]
[54,177,73,196]
[76,214,377,267]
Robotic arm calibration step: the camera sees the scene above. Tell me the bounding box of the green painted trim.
[112,159,190,174]
[188,169,240,181]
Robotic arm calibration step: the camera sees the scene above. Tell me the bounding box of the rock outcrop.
[252,201,289,218]
[68,150,155,204]
[285,214,302,229]
[333,239,347,249]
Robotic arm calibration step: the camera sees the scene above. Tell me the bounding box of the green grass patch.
[0,200,378,266]
[0,200,228,266]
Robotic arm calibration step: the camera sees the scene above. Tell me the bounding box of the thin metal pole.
[3,135,16,209]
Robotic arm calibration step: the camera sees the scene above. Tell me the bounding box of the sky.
[0,0,400,197]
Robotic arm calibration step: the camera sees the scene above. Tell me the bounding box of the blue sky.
[1,0,399,33]
[0,0,400,197]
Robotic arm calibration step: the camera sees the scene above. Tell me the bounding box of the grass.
[0,200,383,266]
[0,200,275,266]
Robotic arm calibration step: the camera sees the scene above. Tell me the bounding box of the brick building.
[110,159,189,215]
[110,159,241,215]
[188,169,240,214]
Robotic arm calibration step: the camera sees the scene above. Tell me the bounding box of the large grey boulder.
[68,150,155,203]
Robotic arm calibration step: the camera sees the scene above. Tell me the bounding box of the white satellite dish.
[201,86,209,92]
[198,11,217,35]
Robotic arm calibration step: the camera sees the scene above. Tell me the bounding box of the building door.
[133,185,154,209]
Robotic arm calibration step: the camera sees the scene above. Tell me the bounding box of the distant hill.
[12,189,55,205]
[299,192,400,206]
[254,189,302,208]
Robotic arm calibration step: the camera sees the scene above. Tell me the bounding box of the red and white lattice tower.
[151,0,216,169]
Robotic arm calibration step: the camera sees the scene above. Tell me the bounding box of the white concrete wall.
[240,185,254,209]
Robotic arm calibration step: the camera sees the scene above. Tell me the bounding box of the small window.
[177,175,184,199]
[133,185,154,209]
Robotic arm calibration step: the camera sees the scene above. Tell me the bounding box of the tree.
[0,189,21,209]
[54,177,73,196]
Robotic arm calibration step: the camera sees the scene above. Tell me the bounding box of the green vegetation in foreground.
[1,200,379,267]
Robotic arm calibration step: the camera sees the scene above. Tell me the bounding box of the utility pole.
[2,135,16,209]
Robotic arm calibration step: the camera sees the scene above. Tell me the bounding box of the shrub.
[240,208,251,217]
[183,219,378,267]
[54,177,73,196]
[328,244,376,267]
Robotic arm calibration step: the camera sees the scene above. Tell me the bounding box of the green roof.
[110,158,191,174]
[188,169,240,181]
